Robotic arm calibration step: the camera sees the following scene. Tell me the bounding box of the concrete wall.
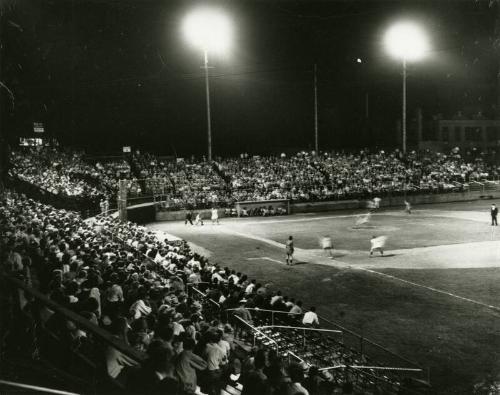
[149,190,500,221]
[292,190,500,213]
[291,200,360,213]
[155,208,226,222]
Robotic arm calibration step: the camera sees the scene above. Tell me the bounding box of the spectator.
[302,307,319,327]
[176,337,207,394]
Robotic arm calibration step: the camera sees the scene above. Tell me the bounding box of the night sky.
[1,0,499,156]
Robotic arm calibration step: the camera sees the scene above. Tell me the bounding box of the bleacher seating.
[8,146,499,215]
[0,189,427,394]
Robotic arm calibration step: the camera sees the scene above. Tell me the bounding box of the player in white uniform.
[321,236,334,258]
[373,197,381,209]
[355,212,371,226]
[211,207,219,225]
[370,235,387,257]
[195,212,204,226]
[404,201,412,214]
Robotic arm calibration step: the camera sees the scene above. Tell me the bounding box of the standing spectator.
[203,330,226,395]
[233,299,253,324]
[176,337,207,394]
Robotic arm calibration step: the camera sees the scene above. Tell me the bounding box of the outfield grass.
[149,202,500,394]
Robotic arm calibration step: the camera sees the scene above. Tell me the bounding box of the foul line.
[226,228,500,311]
[160,218,500,312]
[357,267,500,311]
[247,257,283,264]
[231,212,387,226]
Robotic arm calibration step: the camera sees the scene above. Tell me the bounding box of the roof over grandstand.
[1,0,499,155]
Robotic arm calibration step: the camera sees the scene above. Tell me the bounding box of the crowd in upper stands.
[8,146,499,213]
[1,190,415,394]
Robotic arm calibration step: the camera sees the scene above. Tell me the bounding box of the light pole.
[183,8,232,162]
[384,21,429,154]
[203,50,212,162]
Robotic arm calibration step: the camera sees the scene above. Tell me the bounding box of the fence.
[222,306,428,394]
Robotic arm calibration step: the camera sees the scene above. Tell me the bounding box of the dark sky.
[1,0,499,156]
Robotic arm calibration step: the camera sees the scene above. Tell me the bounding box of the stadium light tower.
[384,21,429,154]
[183,8,232,162]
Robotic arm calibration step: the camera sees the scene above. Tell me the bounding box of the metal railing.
[232,315,279,350]
[224,307,303,327]
[316,313,423,372]
[2,275,146,394]
[0,380,80,395]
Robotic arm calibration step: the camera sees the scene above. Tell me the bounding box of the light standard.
[183,8,232,162]
[384,21,429,154]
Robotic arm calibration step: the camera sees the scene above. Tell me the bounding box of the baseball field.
[147,200,500,394]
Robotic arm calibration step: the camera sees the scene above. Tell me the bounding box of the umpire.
[491,203,498,226]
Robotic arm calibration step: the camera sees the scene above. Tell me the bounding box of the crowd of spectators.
[8,146,500,213]
[219,149,499,202]
[132,153,231,210]
[1,190,415,394]
[9,148,143,206]
[10,149,105,200]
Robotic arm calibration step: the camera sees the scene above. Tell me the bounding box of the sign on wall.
[33,122,44,133]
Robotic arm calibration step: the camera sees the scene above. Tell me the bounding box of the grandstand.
[3,144,500,394]
[3,1,500,393]
[1,188,432,394]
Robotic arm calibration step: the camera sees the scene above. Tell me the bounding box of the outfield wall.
[291,189,500,214]
[144,189,500,221]
[155,208,226,222]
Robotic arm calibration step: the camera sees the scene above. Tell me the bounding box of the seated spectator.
[302,306,319,327]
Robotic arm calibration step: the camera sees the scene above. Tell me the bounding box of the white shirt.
[370,236,387,250]
[270,295,282,306]
[129,299,152,320]
[245,283,256,295]
[321,237,332,249]
[302,311,319,326]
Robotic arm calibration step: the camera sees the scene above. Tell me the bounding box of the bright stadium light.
[183,8,232,55]
[182,8,232,162]
[384,21,429,62]
[384,21,429,154]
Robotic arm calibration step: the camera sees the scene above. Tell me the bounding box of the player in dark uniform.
[491,204,498,226]
[185,210,193,225]
[285,236,294,265]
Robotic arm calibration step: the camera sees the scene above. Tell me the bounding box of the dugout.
[235,199,290,217]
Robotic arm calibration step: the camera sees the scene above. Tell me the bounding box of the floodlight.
[183,8,232,55]
[384,21,429,61]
